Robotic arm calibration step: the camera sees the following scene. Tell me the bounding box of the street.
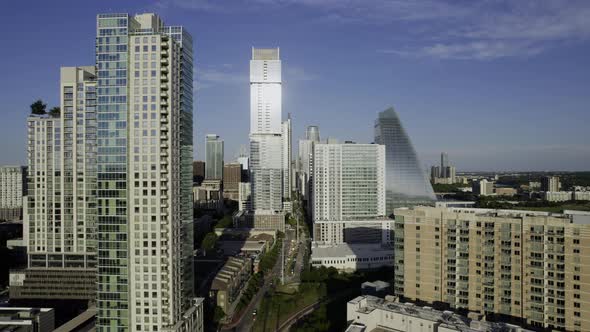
[221,195,309,332]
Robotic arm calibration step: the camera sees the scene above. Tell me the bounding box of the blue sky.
[1,0,589,171]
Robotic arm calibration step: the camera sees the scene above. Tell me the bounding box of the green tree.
[215,215,233,229]
[48,106,60,117]
[201,232,218,255]
[213,306,225,323]
[30,99,47,115]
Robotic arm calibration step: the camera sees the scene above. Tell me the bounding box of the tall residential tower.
[95,13,201,332]
[298,125,320,215]
[249,48,284,214]
[312,142,387,244]
[11,67,97,300]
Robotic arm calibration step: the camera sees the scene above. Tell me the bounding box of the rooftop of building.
[0,307,54,328]
[344,323,366,332]
[252,47,279,60]
[349,295,532,332]
[311,243,393,259]
[211,257,250,290]
[361,280,390,289]
[395,205,590,224]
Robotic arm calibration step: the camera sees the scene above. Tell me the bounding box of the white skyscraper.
[11,67,98,300]
[312,142,388,245]
[298,125,320,216]
[282,115,292,200]
[249,48,284,213]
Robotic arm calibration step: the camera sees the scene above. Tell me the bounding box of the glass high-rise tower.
[374,107,435,213]
[205,134,223,180]
[96,13,201,332]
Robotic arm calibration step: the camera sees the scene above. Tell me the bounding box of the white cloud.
[160,0,590,60]
[353,0,590,59]
[284,66,317,81]
[195,64,316,90]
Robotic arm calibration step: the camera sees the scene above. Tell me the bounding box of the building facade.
[312,142,387,244]
[11,66,98,300]
[311,243,393,272]
[472,179,494,196]
[0,307,55,332]
[223,163,241,201]
[297,125,320,213]
[95,13,200,332]
[543,191,572,202]
[205,134,223,180]
[249,48,284,215]
[0,166,26,221]
[393,206,590,331]
[281,115,292,200]
[192,160,205,185]
[541,176,561,192]
[238,182,252,211]
[209,257,252,316]
[374,107,435,213]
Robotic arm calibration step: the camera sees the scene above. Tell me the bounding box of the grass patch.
[253,283,324,332]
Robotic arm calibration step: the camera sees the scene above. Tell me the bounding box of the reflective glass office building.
[374,107,435,213]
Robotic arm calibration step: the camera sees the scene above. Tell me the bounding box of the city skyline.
[1,4,590,332]
[0,1,589,171]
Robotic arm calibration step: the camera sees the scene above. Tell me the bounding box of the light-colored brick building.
[394,206,590,331]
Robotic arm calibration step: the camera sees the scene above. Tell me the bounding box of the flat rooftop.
[311,243,393,258]
[397,206,590,224]
[350,295,532,332]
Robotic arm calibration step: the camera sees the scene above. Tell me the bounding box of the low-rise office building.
[574,191,590,201]
[0,307,54,332]
[311,243,393,272]
[495,187,517,196]
[393,206,590,331]
[346,295,531,332]
[543,191,572,202]
[313,218,393,245]
[233,210,285,232]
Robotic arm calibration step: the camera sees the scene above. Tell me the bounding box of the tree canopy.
[201,232,218,254]
[30,99,47,115]
[49,106,60,117]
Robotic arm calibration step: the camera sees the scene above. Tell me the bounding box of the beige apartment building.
[393,206,590,332]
